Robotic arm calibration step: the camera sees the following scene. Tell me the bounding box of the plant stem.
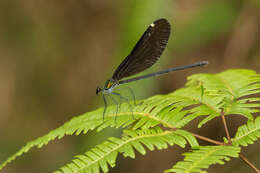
[220,111,260,172]
[190,132,224,145]
[165,109,260,172]
[240,153,260,173]
[220,111,232,144]
[166,127,224,145]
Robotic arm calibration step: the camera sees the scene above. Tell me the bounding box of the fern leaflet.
[1,69,260,171]
[54,127,195,173]
[165,146,240,173]
[232,116,260,146]
[187,69,260,127]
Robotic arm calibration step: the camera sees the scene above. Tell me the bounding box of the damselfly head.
[96,87,102,96]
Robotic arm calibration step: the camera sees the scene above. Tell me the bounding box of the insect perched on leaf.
[96,18,208,120]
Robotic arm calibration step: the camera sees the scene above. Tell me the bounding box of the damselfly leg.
[102,94,108,121]
[106,94,119,122]
[114,86,136,106]
[111,92,135,120]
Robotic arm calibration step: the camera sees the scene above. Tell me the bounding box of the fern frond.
[232,116,260,146]
[170,86,223,128]
[0,91,206,170]
[54,127,195,173]
[1,69,260,171]
[187,69,260,126]
[165,146,240,173]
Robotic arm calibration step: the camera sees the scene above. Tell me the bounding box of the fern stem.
[220,110,232,144]
[190,132,224,145]
[239,153,260,173]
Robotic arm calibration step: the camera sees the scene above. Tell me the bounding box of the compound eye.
[96,87,101,95]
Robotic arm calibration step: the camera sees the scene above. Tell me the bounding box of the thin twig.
[220,110,232,145]
[166,127,224,145]
[190,132,224,145]
[240,153,260,173]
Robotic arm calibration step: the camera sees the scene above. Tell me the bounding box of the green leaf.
[232,116,260,146]
[187,69,260,126]
[54,127,188,173]
[165,146,240,173]
[174,130,199,148]
[1,69,260,171]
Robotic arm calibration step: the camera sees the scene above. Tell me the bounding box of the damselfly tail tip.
[200,61,209,67]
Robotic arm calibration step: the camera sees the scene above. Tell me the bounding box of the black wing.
[111,18,171,81]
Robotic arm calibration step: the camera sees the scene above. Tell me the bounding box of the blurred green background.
[0,0,260,172]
